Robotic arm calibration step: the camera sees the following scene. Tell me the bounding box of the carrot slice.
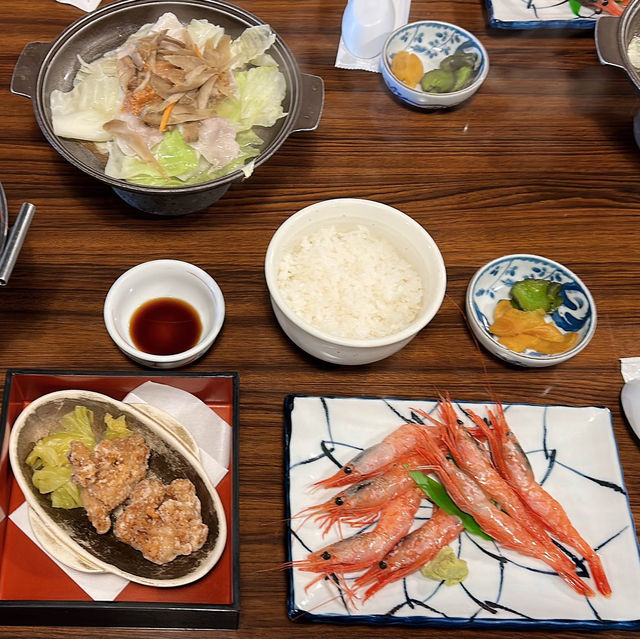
[159,102,176,132]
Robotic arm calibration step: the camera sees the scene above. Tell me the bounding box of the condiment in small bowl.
[104,259,225,368]
[465,254,596,367]
[264,198,446,365]
[381,20,489,109]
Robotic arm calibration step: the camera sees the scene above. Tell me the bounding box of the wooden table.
[1,0,639,636]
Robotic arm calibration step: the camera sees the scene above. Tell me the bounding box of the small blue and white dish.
[381,21,489,110]
[465,254,597,367]
[486,0,600,30]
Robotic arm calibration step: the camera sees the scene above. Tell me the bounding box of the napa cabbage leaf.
[26,405,97,510]
[216,66,286,131]
[50,56,119,142]
[104,413,133,440]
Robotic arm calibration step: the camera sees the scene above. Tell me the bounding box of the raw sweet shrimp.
[314,422,437,490]
[354,506,464,601]
[288,485,424,607]
[580,0,625,16]
[469,403,612,598]
[295,455,422,536]
[417,427,595,598]
[414,398,577,574]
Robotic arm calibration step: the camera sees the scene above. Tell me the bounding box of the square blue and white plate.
[486,0,601,29]
[284,395,640,629]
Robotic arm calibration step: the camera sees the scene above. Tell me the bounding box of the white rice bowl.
[265,198,447,365]
[276,224,424,340]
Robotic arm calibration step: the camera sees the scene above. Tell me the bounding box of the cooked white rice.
[276,224,424,340]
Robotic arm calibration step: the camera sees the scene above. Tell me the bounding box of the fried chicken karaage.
[114,477,208,564]
[68,434,150,534]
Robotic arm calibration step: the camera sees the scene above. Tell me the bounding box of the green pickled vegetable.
[509,279,563,313]
[440,52,476,72]
[409,470,492,540]
[452,65,473,91]
[421,69,455,93]
[419,50,477,95]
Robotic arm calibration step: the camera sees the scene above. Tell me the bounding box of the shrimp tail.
[557,566,596,598]
[586,553,612,598]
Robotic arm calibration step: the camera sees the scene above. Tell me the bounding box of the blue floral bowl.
[381,20,489,109]
[465,254,597,367]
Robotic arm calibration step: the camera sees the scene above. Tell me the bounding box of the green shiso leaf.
[569,0,582,15]
[409,470,493,541]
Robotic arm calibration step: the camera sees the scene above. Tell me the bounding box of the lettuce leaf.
[51,481,82,509]
[26,405,96,510]
[154,129,200,177]
[230,25,276,69]
[104,413,133,440]
[187,18,225,50]
[216,66,286,131]
[105,129,201,184]
[50,56,120,142]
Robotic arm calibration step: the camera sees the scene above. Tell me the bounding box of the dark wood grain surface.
[1,0,640,636]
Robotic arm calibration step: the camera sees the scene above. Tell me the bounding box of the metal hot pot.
[596,3,640,90]
[596,2,640,143]
[11,0,324,216]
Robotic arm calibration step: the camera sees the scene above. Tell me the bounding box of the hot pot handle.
[291,73,324,133]
[11,42,52,99]
[595,16,624,69]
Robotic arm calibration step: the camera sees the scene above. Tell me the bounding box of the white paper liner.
[123,381,231,486]
[10,502,129,601]
[56,0,101,11]
[335,0,411,73]
[9,381,232,600]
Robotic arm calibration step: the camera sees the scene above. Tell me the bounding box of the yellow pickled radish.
[391,51,423,87]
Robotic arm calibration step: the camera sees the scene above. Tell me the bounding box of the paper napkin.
[123,381,231,486]
[56,0,101,11]
[335,0,411,73]
[10,502,129,601]
[620,357,640,382]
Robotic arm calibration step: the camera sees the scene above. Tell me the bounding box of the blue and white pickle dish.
[285,395,640,628]
[486,0,602,30]
[380,21,489,109]
[465,254,597,367]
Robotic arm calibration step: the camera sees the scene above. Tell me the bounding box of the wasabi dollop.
[420,545,469,586]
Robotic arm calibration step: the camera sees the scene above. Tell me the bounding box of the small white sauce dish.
[381,20,489,109]
[104,259,225,368]
[264,198,447,365]
[465,254,597,367]
[341,0,396,59]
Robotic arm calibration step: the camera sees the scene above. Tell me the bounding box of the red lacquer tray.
[0,370,239,629]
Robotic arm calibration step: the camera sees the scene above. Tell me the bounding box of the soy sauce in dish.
[130,298,202,355]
